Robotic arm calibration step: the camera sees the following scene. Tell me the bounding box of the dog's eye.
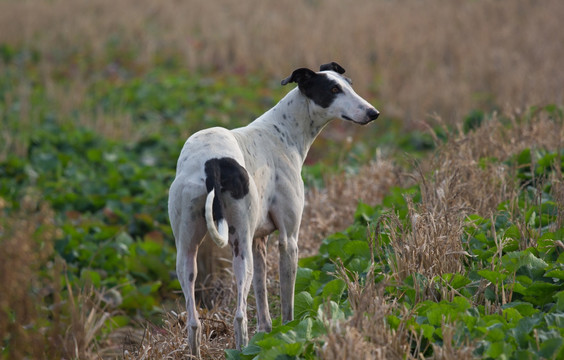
[331,86,341,94]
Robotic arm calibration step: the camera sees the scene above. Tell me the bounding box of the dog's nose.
[367,108,379,120]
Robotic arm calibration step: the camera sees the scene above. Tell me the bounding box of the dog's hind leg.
[231,227,253,350]
[226,190,258,350]
[170,189,207,358]
[177,241,202,358]
[252,236,272,332]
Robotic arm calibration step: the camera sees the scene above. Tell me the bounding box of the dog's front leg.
[278,232,298,323]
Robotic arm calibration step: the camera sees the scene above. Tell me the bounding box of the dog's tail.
[205,188,229,248]
[204,159,229,248]
[204,158,250,248]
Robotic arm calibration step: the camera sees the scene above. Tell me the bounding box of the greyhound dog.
[168,62,379,357]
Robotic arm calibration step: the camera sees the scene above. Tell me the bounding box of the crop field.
[1,0,563,359]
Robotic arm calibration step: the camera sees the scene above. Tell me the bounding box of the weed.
[0,194,115,359]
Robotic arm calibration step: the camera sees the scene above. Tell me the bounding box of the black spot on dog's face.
[299,73,342,109]
[233,238,239,257]
[189,272,194,282]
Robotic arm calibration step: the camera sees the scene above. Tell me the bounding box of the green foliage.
[2,52,563,358]
[226,143,564,359]
[0,121,180,314]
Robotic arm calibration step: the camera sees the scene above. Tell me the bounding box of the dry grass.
[1,0,563,128]
[119,107,563,359]
[321,109,563,358]
[2,1,563,356]
[0,194,58,359]
[0,193,117,360]
[375,109,564,302]
[320,258,410,360]
[116,158,402,359]
[123,154,401,358]
[300,153,401,256]
[117,307,234,360]
[321,240,476,360]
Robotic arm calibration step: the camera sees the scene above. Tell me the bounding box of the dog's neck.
[251,88,332,165]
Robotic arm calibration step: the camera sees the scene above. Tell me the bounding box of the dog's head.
[281,62,379,125]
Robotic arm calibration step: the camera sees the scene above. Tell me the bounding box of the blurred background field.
[2,0,564,158]
[1,0,563,359]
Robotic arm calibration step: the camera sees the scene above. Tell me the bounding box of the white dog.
[168,62,379,357]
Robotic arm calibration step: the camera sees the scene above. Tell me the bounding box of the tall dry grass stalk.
[121,306,235,360]
[383,195,468,285]
[321,237,476,360]
[300,155,400,256]
[321,259,410,359]
[1,0,563,125]
[0,193,116,360]
[0,194,58,359]
[376,109,563,300]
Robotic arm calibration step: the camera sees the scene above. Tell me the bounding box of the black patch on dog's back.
[205,157,250,199]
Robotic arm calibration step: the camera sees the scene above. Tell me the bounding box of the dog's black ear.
[319,62,346,74]
[281,68,317,86]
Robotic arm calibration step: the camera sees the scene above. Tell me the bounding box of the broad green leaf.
[452,296,471,311]
[241,343,261,356]
[342,240,370,258]
[502,251,548,276]
[294,291,314,319]
[502,308,523,325]
[80,269,102,287]
[513,349,537,360]
[321,279,346,301]
[295,267,315,294]
[421,324,435,340]
[260,341,304,359]
[477,269,507,284]
[138,281,161,295]
[387,315,400,330]
[354,201,377,223]
[485,341,509,359]
[296,317,313,341]
[502,302,538,317]
[317,300,346,323]
[514,313,543,340]
[523,281,561,305]
[486,324,505,342]
[225,349,242,360]
[545,268,564,280]
[539,337,563,359]
[441,273,472,289]
[324,238,349,260]
[427,304,450,327]
[503,225,521,241]
[554,290,564,311]
[103,315,130,332]
[544,313,564,329]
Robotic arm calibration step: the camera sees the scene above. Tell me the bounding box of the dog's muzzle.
[342,108,379,124]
